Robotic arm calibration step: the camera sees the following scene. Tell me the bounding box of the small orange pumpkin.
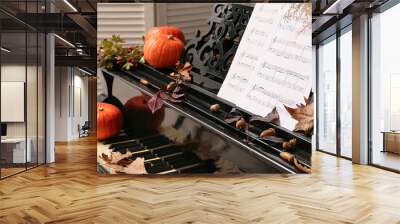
[144,26,185,44]
[144,34,184,69]
[97,102,123,140]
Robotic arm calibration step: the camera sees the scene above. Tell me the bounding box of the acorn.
[293,158,311,174]
[140,79,149,85]
[235,117,247,130]
[210,104,221,112]
[280,151,294,163]
[283,138,297,149]
[260,128,276,138]
[166,81,177,91]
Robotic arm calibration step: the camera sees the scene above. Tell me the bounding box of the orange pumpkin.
[144,26,185,44]
[144,34,184,69]
[97,102,123,140]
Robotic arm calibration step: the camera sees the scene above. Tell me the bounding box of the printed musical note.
[218,3,312,130]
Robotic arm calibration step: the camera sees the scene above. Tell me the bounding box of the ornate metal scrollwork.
[183,4,254,91]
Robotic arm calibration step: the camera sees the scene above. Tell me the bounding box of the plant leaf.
[172,61,193,82]
[171,92,185,99]
[250,107,280,125]
[224,116,241,124]
[147,91,165,114]
[284,96,314,134]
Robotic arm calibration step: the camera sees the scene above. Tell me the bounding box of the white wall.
[55,67,89,141]
[97,3,155,46]
[1,65,34,138]
[97,3,214,46]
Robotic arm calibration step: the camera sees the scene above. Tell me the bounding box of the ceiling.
[1,0,396,71]
[312,0,390,43]
[0,0,97,73]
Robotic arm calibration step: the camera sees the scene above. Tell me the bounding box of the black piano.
[97,4,311,174]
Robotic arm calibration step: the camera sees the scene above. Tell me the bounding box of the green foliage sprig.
[97,35,143,71]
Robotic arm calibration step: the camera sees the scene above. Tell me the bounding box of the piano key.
[131,151,153,160]
[102,134,133,145]
[145,162,172,174]
[108,133,165,149]
[180,162,216,173]
[143,139,171,149]
[157,169,178,175]
[165,153,201,169]
[152,146,182,157]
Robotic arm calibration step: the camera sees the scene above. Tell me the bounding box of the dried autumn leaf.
[122,157,148,174]
[171,92,185,100]
[100,152,133,165]
[117,158,133,167]
[250,107,280,125]
[171,61,193,82]
[147,91,165,114]
[224,116,241,124]
[284,96,314,135]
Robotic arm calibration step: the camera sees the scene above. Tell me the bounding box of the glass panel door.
[1,30,28,177]
[317,36,337,154]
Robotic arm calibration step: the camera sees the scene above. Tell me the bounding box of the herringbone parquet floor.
[0,136,399,224]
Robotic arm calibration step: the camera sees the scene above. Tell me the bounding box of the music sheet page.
[217,3,312,130]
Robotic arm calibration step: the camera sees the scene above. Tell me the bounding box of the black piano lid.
[100,3,312,172]
[102,67,309,174]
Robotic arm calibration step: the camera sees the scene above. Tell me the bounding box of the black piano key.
[126,146,145,152]
[140,135,169,144]
[153,146,182,157]
[102,134,133,145]
[165,154,201,169]
[180,161,216,173]
[108,133,165,149]
[111,141,141,150]
[131,151,154,160]
[143,139,171,149]
[145,162,172,174]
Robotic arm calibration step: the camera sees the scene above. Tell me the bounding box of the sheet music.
[218,3,312,130]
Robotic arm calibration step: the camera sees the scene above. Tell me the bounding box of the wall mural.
[96,3,312,175]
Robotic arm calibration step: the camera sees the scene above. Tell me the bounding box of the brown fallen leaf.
[250,107,280,125]
[170,61,193,82]
[284,96,314,135]
[100,151,133,165]
[122,157,148,174]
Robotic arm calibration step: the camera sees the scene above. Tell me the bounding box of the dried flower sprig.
[97,35,143,71]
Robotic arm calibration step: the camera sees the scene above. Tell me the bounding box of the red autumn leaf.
[171,92,185,99]
[147,91,165,114]
[159,91,170,100]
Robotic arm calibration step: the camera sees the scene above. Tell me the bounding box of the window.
[370,3,400,171]
[339,28,352,158]
[317,36,337,154]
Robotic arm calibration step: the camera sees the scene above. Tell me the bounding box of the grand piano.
[97,3,312,174]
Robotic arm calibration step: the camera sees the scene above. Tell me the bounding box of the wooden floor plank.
[0,136,399,223]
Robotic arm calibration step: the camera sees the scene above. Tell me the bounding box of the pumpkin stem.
[98,107,104,111]
[167,35,174,40]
